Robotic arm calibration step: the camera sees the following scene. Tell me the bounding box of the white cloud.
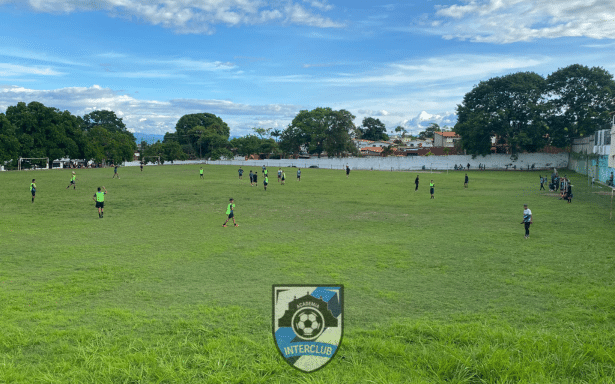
[6,0,343,33]
[0,63,64,76]
[0,84,301,135]
[302,0,334,11]
[434,0,615,43]
[321,54,548,87]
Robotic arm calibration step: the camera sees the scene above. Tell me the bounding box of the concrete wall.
[126,153,569,171]
[568,155,615,184]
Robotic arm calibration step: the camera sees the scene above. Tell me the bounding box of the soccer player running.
[253,171,258,187]
[415,175,419,192]
[223,198,238,227]
[346,164,350,178]
[30,179,36,203]
[264,175,269,191]
[112,165,120,179]
[521,204,532,239]
[281,170,286,185]
[278,168,282,182]
[66,171,77,189]
[430,180,435,199]
[93,186,107,218]
[238,167,244,180]
[200,167,204,179]
[464,173,469,188]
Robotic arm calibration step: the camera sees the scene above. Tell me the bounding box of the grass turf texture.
[1,165,614,383]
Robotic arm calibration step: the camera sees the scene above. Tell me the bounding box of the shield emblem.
[272,285,343,373]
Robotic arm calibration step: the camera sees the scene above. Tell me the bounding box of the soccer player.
[264,175,268,191]
[66,171,77,189]
[238,167,244,180]
[464,173,469,188]
[264,168,268,179]
[278,168,282,182]
[521,204,532,239]
[540,175,545,190]
[297,168,301,181]
[93,186,107,219]
[281,170,286,185]
[253,171,258,187]
[249,170,254,186]
[30,179,36,203]
[415,175,419,192]
[223,198,238,227]
[346,164,350,178]
[200,167,204,179]
[112,165,120,179]
[430,180,435,199]
[140,163,143,172]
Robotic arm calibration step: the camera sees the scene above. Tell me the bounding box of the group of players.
[27,163,536,238]
[220,165,299,227]
[540,172,573,203]
[29,169,111,218]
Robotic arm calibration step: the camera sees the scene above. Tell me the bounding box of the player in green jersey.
[200,167,204,179]
[223,198,238,227]
[66,171,77,189]
[30,179,36,203]
[93,186,107,218]
[430,180,435,199]
[264,176,269,191]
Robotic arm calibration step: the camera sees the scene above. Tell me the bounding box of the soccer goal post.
[18,157,49,171]
[142,156,161,165]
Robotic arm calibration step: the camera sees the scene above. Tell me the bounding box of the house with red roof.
[433,131,460,148]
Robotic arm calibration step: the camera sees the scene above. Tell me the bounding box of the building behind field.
[569,115,615,184]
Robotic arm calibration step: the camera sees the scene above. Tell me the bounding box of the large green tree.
[230,135,279,158]
[0,114,20,163]
[85,127,136,164]
[358,117,388,141]
[172,113,230,159]
[5,101,86,161]
[546,64,615,147]
[454,72,548,155]
[281,107,356,157]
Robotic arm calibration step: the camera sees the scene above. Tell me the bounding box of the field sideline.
[1,165,614,383]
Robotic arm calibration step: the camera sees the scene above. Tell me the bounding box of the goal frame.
[142,156,161,165]
[18,157,49,171]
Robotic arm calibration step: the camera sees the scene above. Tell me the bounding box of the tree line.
[3,63,610,166]
[143,109,400,162]
[0,102,136,166]
[454,64,615,156]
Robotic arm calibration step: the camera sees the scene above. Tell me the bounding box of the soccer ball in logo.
[292,308,325,340]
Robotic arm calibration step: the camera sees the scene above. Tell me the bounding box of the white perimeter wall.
[125,153,569,171]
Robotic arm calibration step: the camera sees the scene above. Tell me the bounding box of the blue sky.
[1,0,614,137]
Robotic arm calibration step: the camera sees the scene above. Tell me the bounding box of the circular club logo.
[291,308,325,340]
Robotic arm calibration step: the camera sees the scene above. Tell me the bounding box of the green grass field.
[1,165,614,383]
